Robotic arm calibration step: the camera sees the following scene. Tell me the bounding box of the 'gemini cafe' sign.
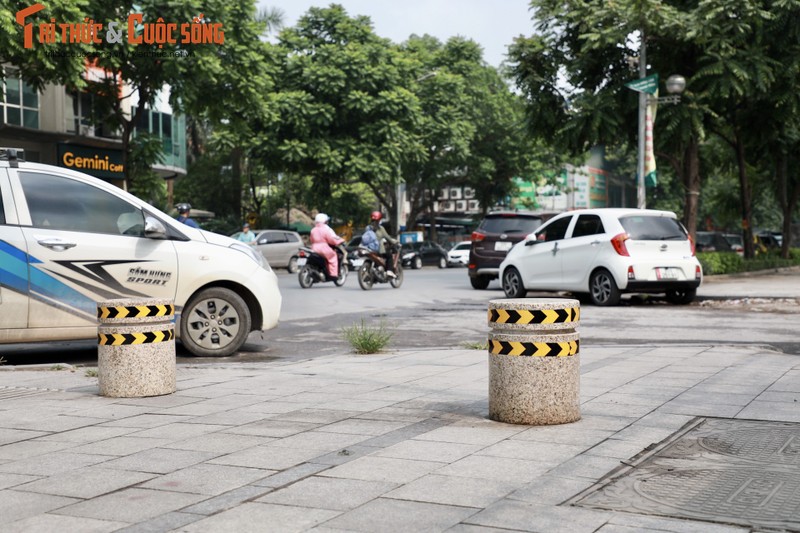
[58,144,124,180]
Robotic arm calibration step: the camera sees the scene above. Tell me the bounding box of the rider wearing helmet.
[310,213,345,279]
[176,203,199,228]
[368,211,399,277]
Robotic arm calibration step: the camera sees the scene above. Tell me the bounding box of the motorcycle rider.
[176,203,199,228]
[368,211,399,278]
[310,213,344,280]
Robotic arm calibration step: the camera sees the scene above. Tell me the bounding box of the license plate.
[495,241,512,252]
[297,257,307,266]
[656,267,678,279]
[351,258,364,268]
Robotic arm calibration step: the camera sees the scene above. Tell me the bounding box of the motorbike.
[356,244,403,290]
[297,245,348,288]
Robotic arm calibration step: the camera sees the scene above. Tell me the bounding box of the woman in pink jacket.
[310,213,344,279]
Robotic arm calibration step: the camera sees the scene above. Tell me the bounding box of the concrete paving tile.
[15,466,154,498]
[0,438,78,460]
[152,402,235,417]
[756,390,800,402]
[179,409,271,426]
[0,472,40,490]
[112,511,199,533]
[476,439,587,466]
[386,473,516,508]
[208,444,324,470]
[363,406,450,423]
[569,415,638,431]
[100,448,218,474]
[257,476,397,510]
[69,404,154,420]
[374,438,483,463]
[316,418,413,436]
[181,485,274,515]
[736,401,800,422]
[309,445,383,466]
[511,426,615,447]
[128,422,227,441]
[658,401,742,418]
[413,424,524,446]
[5,415,103,433]
[437,455,548,484]
[0,489,78,525]
[100,414,193,428]
[591,392,670,408]
[271,408,363,424]
[312,398,398,412]
[53,487,205,523]
[465,499,611,532]
[610,424,683,445]
[251,462,331,488]
[140,463,268,495]
[161,432,270,453]
[115,395,204,408]
[635,412,694,430]
[608,511,752,532]
[673,391,754,406]
[223,418,321,438]
[322,497,478,532]
[584,438,654,460]
[545,454,624,480]
[179,501,340,532]
[68,436,174,456]
[0,452,108,476]
[36,425,137,443]
[446,525,527,533]
[508,475,596,505]
[240,401,316,415]
[580,401,658,418]
[269,430,371,452]
[3,513,127,533]
[319,455,445,484]
[0,428,48,446]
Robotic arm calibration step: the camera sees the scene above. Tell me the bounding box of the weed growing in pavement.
[50,365,65,371]
[341,318,393,354]
[462,340,489,350]
[0,355,5,366]
[85,368,98,378]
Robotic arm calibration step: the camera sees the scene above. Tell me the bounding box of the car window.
[536,216,572,242]
[571,214,604,238]
[19,171,144,236]
[620,215,686,240]
[480,216,543,234]
[285,232,301,243]
[261,232,287,244]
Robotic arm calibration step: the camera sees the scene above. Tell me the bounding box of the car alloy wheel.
[589,269,620,306]
[180,287,251,357]
[413,256,422,269]
[438,257,447,269]
[502,267,527,298]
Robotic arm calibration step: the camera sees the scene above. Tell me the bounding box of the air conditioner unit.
[456,200,467,211]
[464,187,475,199]
[80,125,95,137]
[450,188,462,200]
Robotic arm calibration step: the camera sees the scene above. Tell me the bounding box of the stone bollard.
[97,298,176,398]
[488,298,580,425]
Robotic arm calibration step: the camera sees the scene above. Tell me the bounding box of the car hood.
[198,229,240,248]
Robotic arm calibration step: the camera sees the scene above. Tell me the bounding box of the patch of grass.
[341,319,393,354]
[49,365,65,371]
[462,340,489,350]
[85,368,98,378]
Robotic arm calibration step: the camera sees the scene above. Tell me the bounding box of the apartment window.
[1,69,39,129]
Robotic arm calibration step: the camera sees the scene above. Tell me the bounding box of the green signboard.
[625,74,659,95]
[57,143,124,180]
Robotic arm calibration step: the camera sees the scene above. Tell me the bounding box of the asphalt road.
[2,266,798,366]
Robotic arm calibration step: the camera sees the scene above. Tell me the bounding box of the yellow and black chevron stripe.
[98,304,174,320]
[489,339,579,357]
[488,307,579,325]
[98,329,174,346]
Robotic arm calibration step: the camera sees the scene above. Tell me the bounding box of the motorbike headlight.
[231,242,271,271]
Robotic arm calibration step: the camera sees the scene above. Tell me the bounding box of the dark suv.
[468,211,556,289]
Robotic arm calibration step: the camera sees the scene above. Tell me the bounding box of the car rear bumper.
[469,267,499,279]
[624,279,701,293]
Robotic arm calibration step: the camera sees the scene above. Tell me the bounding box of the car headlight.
[231,243,271,271]
[403,253,414,260]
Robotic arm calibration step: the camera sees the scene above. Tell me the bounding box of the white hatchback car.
[0,150,281,357]
[447,241,471,266]
[499,208,702,305]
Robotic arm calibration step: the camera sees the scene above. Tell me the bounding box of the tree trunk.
[231,147,243,220]
[683,138,701,243]
[777,152,800,259]
[734,135,755,259]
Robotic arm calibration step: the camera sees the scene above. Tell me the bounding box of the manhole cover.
[570,418,800,531]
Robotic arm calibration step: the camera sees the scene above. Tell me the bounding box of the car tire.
[502,267,527,299]
[589,269,621,306]
[665,288,696,305]
[298,266,314,288]
[180,287,251,357]
[470,275,490,290]
[413,256,422,270]
[287,256,299,273]
[438,256,447,269]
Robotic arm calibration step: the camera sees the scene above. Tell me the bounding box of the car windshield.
[479,216,543,234]
[453,242,470,250]
[619,215,686,241]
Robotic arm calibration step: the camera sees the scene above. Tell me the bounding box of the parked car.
[401,241,449,269]
[723,233,744,256]
[695,231,732,252]
[499,208,702,306]
[0,149,281,357]
[252,230,304,273]
[447,241,471,267]
[468,211,558,289]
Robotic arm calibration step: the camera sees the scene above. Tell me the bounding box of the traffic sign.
[625,74,659,94]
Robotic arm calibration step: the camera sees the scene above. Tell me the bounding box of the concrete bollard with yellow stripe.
[97,298,176,398]
[488,298,580,425]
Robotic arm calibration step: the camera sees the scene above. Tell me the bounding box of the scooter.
[356,245,403,290]
[297,245,348,288]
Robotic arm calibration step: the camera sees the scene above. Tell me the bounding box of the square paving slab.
[570,417,800,532]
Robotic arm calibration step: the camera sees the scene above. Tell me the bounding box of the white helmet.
[314,213,329,224]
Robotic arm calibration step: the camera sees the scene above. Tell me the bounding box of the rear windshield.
[620,215,687,241]
[479,216,543,234]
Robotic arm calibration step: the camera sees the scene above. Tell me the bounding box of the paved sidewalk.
[1,342,798,532]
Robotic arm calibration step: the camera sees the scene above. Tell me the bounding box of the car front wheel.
[589,269,621,306]
[438,256,447,269]
[665,288,696,305]
[502,267,527,299]
[413,256,422,270]
[180,287,251,357]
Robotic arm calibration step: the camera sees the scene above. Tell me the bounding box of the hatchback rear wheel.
[502,267,527,299]
[589,269,620,306]
[470,275,490,290]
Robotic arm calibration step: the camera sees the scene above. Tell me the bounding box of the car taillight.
[471,231,485,242]
[611,233,630,256]
[627,265,635,280]
[696,265,702,279]
[688,234,696,256]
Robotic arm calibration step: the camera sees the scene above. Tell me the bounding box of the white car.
[447,241,471,266]
[0,149,281,357]
[499,208,702,305]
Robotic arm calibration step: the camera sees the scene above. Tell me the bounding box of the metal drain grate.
[570,417,800,532]
[0,387,52,400]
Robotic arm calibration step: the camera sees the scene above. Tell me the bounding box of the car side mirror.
[144,216,168,239]
[524,239,539,246]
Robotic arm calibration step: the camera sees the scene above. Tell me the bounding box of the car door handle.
[551,242,559,255]
[37,238,77,251]
[591,240,601,246]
